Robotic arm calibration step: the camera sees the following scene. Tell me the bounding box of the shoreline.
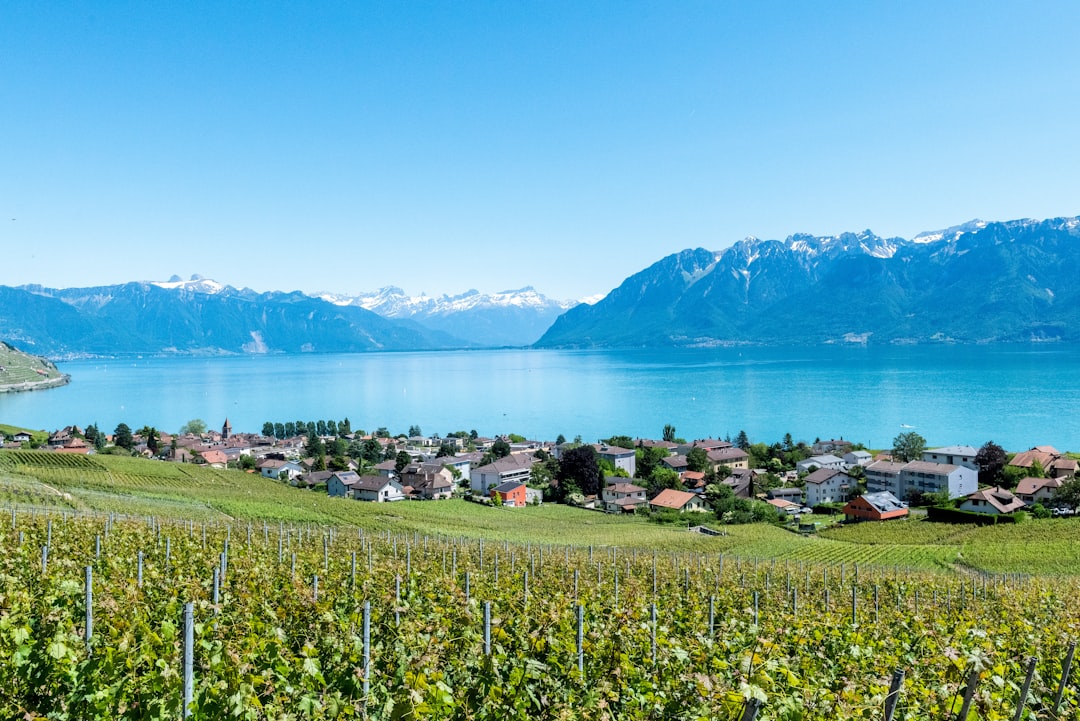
[0,375,71,394]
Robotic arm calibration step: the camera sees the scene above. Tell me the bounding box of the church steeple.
[222,418,232,439]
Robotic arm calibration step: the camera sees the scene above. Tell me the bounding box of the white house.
[259,458,304,482]
[601,481,648,513]
[803,468,853,507]
[353,475,407,502]
[327,471,361,498]
[898,461,977,500]
[865,460,906,496]
[593,444,637,477]
[843,450,873,467]
[796,454,845,474]
[959,486,1025,515]
[922,445,978,471]
[469,454,536,494]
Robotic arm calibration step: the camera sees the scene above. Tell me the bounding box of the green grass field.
[1,449,1077,576]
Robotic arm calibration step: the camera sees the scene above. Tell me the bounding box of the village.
[2,419,1075,527]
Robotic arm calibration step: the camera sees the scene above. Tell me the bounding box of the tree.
[646,467,682,495]
[557,445,601,497]
[891,431,926,463]
[327,420,338,436]
[306,434,325,459]
[146,428,160,454]
[735,430,750,450]
[274,423,286,440]
[686,447,710,473]
[375,427,390,438]
[179,419,207,436]
[490,439,511,460]
[114,423,134,450]
[436,442,457,458]
[328,455,350,472]
[408,424,422,438]
[604,435,634,450]
[239,454,256,471]
[662,424,676,443]
[508,433,526,443]
[635,446,670,480]
[284,422,296,438]
[975,441,1008,486]
[1054,478,1080,510]
[340,418,352,435]
[782,433,794,452]
[555,433,566,446]
[395,451,412,473]
[262,422,275,437]
[316,420,328,437]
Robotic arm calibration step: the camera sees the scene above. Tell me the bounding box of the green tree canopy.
[686,447,710,473]
[178,419,207,436]
[114,423,134,450]
[557,445,601,497]
[891,431,926,463]
[975,441,1008,486]
[662,424,676,443]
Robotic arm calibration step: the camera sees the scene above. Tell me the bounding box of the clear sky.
[3,1,1078,301]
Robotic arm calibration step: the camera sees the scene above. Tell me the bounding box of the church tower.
[222,418,232,440]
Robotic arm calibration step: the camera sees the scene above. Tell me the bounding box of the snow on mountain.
[151,274,232,294]
[316,286,574,319]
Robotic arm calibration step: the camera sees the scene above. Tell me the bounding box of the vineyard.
[3,450,1080,575]
[2,510,1079,720]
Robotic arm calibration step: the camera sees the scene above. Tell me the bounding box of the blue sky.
[3,1,1078,301]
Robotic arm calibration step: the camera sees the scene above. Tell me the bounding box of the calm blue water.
[0,345,1077,451]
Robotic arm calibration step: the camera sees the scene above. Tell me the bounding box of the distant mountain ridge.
[318,286,577,347]
[536,215,1080,348]
[0,279,471,358]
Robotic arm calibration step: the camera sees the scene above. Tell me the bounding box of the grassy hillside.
[0,341,68,390]
[0,449,1076,575]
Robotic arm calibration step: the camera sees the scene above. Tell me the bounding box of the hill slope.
[0,341,69,392]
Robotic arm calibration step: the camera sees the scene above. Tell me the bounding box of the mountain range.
[536,216,1080,347]
[0,278,575,358]
[2,214,1077,357]
[317,286,576,347]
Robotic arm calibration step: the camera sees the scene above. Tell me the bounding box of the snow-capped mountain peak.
[152,275,231,294]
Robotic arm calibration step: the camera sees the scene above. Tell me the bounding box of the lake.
[0,345,1077,451]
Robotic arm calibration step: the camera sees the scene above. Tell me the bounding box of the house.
[898,461,976,500]
[304,470,334,488]
[865,460,906,496]
[803,468,853,507]
[490,480,528,507]
[959,486,1026,515]
[678,439,731,455]
[353,475,407,503]
[601,481,648,513]
[721,468,754,499]
[842,492,908,522]
[258,459,304,482]
[767,487,804,505]
[1009,446,1078,479]
[54,438,92,455]
[593,444,637,477]
[796,455,845,474]
[638,439,679,455]
[922,445,978,471]
[12,431,32,444]
[200,449,228,467]
[327,471,361,498]
[680,470,706,491]
[812,439,853,455]
[843,450,873,467]
[649,488,709,513]
[405,470,454,500]
[469,454,536,494]
[707,446,749,470]
[661,455,689,473]
[374,459,398,477]
[766,498,801,515]
[1015,476,1064,506]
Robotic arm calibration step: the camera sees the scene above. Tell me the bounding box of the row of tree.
[261,419,353,441]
